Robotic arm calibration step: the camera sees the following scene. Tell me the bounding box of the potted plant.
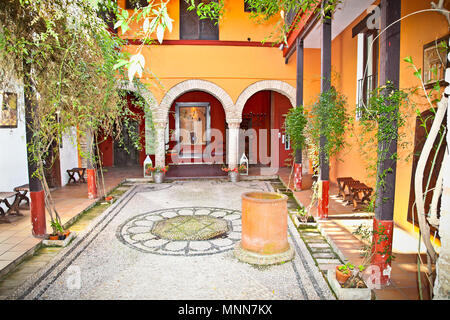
[291,206,317,229]
[222,165,246,182]
[328,261,371,299]
[43,219,75,247]
[145,165,169,183]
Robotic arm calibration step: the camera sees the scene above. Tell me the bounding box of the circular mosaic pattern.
[117,207,242,256]
[152,215,229,241]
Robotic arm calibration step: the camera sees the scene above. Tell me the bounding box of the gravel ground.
[10,180,334,300]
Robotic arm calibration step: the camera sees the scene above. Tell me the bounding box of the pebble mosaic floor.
[8,180,335,300]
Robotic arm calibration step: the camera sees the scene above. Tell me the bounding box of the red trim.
[318,180,329,219]
[370,218,394,286]
[124,39,277,47]
[30,190,46,237]
[282,1,321,57]
[87,169,98,199]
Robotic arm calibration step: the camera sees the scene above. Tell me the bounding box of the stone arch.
[117,80,158,116]
[159,79,234,122]
[235,80,296,119]
[117,80,160,159]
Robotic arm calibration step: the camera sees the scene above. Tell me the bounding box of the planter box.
[298,221,318,229]
[43,232,76,247]
[290,213,317,229]
[327,269,372,300]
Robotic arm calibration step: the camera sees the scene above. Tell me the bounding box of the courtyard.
[7,179,333,300]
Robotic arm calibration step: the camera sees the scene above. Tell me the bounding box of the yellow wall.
[118,0,280,42]
[326,0,448,236]
[118,0,297,104]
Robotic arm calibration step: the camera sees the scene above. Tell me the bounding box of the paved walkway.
[278,169,433,300]
[0,167,142,278]
[9,180,334,300]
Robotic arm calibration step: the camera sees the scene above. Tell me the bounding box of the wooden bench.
[14,184,30,207]
[67,167,86,184]
[337,177,373,210]
[349,182,373,210]
[0,191,23,223]
[337,177,354,198]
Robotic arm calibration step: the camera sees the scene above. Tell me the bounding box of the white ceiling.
[303,0,376,48]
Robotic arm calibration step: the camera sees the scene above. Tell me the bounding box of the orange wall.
[118,0,281,42]
[118,0,296,103]
[325,0,449,234]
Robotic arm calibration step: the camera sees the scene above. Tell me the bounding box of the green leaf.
[403,56,413,64]
[414,68,422,80]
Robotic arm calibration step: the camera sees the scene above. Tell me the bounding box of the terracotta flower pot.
[241,192,289,254]
[49,235,59,240]
[336,266,351,284]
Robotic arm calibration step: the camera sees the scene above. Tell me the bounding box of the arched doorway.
[240,91,293,170]
[97,91,147,168]
[166,91,227,178]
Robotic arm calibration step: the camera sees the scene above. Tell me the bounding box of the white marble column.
[227,120,241,169]
[154,120,167,168]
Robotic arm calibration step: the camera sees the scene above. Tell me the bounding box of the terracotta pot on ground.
[336,266,351,284]
[241,192,290,254]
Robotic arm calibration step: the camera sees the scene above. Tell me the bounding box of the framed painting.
[423,34,449,89]
[175,102,211,159]
[0,92,18,128]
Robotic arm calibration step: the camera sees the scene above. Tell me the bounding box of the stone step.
[316,258,342,265]
[308,243,330,248]
[312,252,338,259]
[318,263,342,271]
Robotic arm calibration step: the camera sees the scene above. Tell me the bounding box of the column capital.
[227,119,241,129]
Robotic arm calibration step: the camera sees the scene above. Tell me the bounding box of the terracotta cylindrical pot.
[241,192,289,254]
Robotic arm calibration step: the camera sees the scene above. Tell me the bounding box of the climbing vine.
[285,105,307,152]
[306,86,350,160]
[0,0,151,234]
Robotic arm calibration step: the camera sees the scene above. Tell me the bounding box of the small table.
[0,192,23,223]
[14,184,30,207]
[67,168,86,183]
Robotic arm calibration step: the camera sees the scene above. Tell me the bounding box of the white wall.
[0,77,29,193]
[59,127,78,186]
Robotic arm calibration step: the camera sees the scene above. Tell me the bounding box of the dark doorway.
[114,119,140,167]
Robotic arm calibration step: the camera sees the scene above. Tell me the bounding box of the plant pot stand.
[234,242,294,265]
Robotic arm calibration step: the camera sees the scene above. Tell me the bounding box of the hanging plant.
[285,104,307,152]
[306,86,350,161]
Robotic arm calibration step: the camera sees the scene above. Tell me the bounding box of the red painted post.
[370,218,394,286]
[317,180,329,219]
[294,163,303,191]
[30,190,46,237]
[87,168,98,199]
